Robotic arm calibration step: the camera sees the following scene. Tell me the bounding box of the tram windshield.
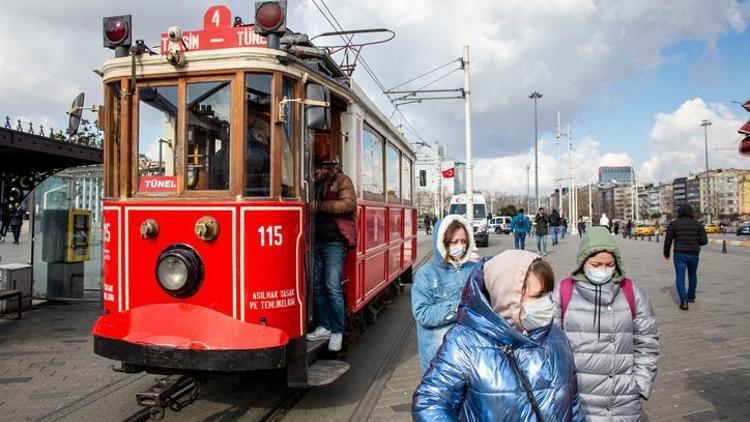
[137,85,178,185]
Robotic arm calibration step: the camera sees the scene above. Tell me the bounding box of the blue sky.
[574,30,749,166]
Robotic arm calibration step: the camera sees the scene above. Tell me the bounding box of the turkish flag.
[442,167,455,178]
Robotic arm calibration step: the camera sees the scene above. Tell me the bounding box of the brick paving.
[0,225,132,422]
[368,234,750,421]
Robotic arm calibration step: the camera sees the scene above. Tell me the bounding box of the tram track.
[260,249,432,422]
[36,240,432,422]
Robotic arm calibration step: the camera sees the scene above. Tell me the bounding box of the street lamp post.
[464,45,474,226]
[525,163,531,211]
[701,119,712,224]
[529,91,542,210]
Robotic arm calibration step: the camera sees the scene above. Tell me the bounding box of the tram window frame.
[104,81,122,198]
[386,143,401,204]
[361,123,385,202]
[183,77,234,195]
[133,81,180,198]
[244,72,274,199]
[279,76,300,199]
[401,156,413,204]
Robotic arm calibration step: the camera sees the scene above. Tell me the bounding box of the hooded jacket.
[552,227,659,422]
[510,212,531,235]
[663,204,708,258]
[413,251,585,422]
[411,215,478,374]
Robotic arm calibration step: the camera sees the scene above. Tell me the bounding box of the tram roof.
[100,47,415,160]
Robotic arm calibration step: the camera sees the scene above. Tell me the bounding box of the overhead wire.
[313,0,425,142]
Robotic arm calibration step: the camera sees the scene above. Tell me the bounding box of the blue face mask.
[584,266,615,285]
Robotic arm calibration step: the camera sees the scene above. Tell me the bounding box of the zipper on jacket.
[502,345,545,422]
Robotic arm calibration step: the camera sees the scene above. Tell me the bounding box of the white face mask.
[584,266,616,285]
[522,294,554,331]
[449,245,466,259]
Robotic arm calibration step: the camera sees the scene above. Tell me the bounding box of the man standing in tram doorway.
[307,159,357,352]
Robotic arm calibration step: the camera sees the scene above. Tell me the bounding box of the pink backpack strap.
[619,278,636,320]
[559,277,574,324]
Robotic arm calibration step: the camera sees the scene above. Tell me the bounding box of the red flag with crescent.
[441,161,455,178]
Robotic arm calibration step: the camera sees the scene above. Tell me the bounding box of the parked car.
[705,224,722,234]
[634,225,655,236]
[489,216,511,234]
[736,222,750,236]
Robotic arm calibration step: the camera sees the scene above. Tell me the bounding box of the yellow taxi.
[705,224,722,234]
[634,225,655,236]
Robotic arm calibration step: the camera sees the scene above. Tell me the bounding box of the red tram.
[91,3,417,387]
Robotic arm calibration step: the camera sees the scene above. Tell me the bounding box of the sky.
[1,0,748,196]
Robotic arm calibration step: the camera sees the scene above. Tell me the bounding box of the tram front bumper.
[92,303,289,371]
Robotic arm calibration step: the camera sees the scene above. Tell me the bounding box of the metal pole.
[526,164,530,211]
[463,45,474,226]
[701,119,712,224]
[530,91,542,210]
[588,178,593,228]
[556,111,563,216]
[568,126,574,232]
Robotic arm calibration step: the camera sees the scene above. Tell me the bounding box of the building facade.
[599,166,634,184]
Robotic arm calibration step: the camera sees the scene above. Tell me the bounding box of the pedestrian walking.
[549,209,561,245]
[598,213,610,232]
[510,208,531,250]
[423,214,432,235]
[413,250,585,421]
[0,206,11,243]
[613,221,620,236]
[625,219,633,238]
[431,214,438,228]
[553,226,659,421]
[534,207,549,256]
[9,204,24,245]
[411,215,477,374]
[577,218,586,238]
[560,215,568,239]
[663,204,708,310]
[306,160,357,352]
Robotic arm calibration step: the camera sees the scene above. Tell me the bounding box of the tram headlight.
[155,244,204,298]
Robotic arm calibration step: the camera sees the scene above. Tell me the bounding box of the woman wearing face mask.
[413,250,585,421]
[553,226,659,421]
[411,215,478,374]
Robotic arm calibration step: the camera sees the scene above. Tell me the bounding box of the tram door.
[301,83,333,329]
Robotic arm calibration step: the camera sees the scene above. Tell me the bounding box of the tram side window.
[402,157,412,202]
[137,86,178,192]
[186,81,232,191]
[105,81,121,197]
[245,73,272,197]
[281,77,296,197]
[386,144,400,202]
[361,126,384,198]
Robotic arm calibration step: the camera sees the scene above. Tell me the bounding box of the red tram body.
[92,5,416,386]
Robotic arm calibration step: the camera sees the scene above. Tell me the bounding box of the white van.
[448,193,489,247]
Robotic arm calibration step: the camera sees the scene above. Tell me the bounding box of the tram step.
[289,359,350,388]
[306,338,327,355]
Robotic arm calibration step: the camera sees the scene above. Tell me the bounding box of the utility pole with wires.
[463,45,474,226]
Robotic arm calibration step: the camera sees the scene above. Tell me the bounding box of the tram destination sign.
[160,5,267,53]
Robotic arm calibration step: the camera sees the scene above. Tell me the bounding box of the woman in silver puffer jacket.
[553,226,659,421]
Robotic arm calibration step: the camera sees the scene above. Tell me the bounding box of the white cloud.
[0,0,748,170]
[639,98,748,182]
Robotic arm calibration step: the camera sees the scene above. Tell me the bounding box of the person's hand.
[662,256,670,264]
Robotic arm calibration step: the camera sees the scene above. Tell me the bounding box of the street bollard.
[648,234,652,242]
[722,239,727,254]
[656,232,660,243]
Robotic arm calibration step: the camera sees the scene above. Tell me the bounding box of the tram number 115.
[258,225,283,247]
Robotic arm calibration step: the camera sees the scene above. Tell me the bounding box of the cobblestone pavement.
[368,233,750,421]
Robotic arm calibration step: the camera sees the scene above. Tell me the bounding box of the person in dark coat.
[663,204,708,310]
[9,204,24,245]
[613,221,620,235]
[423,214,432,235]
[548,209,561,245]
[534,207,550,256]
[0,206,11,243]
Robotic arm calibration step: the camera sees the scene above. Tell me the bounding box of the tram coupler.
[135,375,201,420]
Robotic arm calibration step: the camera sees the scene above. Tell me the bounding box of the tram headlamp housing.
[155,244,204,298]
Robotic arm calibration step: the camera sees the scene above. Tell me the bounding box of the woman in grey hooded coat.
[553,226,659,421]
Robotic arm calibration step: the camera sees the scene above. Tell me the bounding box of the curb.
[708,238,750,248]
